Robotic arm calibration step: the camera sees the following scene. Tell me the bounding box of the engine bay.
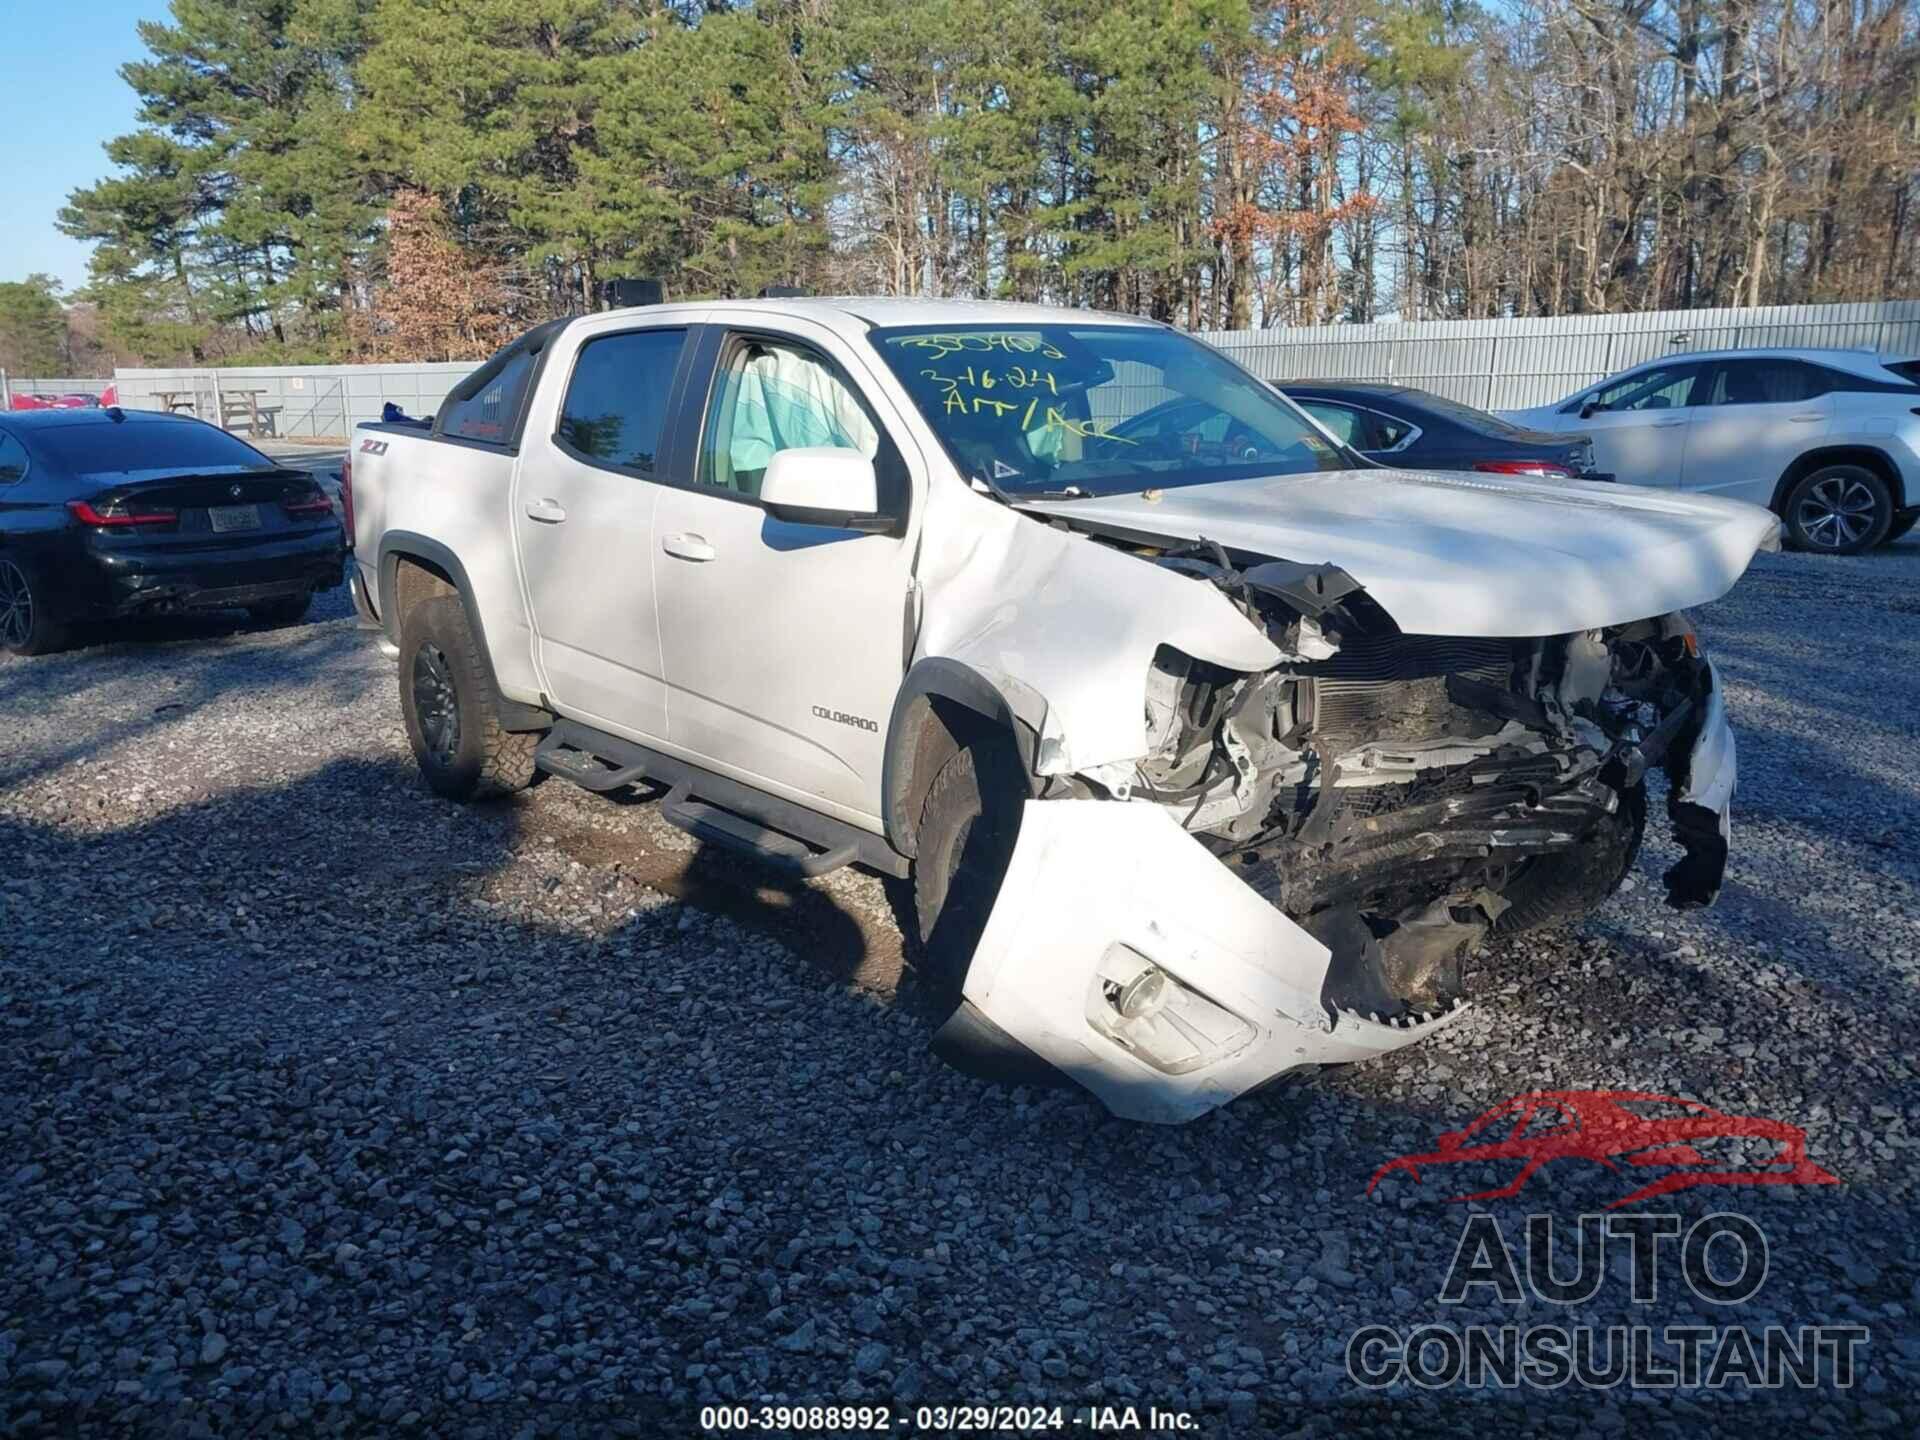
[1070,537,1725,1025]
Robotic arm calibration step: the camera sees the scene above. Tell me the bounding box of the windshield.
[870,323,1351,498]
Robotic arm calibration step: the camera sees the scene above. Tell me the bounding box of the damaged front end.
[953,544,1735,1123]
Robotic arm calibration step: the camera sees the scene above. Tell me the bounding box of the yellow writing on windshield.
[893,332,1067,362]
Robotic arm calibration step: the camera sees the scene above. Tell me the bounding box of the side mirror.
[760,447,884,530]
[1578,400,1601,419]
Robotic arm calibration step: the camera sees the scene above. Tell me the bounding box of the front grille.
[1308,635,1516,748]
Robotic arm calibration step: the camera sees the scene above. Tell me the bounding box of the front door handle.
[1652,419,1687,428]
[662,532,716,562]
[1788,413,1825,423]
[524,498,568,524]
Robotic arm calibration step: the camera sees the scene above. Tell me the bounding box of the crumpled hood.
[1019,467,1780,637]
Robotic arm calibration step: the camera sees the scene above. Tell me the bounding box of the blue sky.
[1,0,173,293]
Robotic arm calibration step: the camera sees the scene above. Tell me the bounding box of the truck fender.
[881,657,1043,858]
[377,532,551,733]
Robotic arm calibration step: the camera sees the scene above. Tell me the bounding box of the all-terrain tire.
[397,593,539,800]
[912,739,1026,1000]
[1493,782,1647,936]
[1781,464,1893,555]
[248,591,313,626]
[0,555,69,657]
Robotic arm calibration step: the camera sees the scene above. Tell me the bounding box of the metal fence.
[1200,298,1920,411]
[110,362,477,440]
[85,297,1920,439]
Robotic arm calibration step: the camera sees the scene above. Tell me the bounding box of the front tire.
[0,556,68,657]
[912,739,1026,1000]
[1782,465,1892,555]
[397,594,538,800]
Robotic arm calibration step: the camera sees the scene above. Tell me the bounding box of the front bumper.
[946,659,1738,1124]
[943,800,1465,1124]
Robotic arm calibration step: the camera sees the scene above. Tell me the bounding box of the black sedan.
[1275,381,1608,480]
[0,408,344,656]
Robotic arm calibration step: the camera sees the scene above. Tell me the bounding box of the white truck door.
[651,324,918,824]
[1681,358,1833,506]
[513,322,693,741]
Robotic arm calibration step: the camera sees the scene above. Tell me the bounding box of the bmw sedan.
[0,408,345,656]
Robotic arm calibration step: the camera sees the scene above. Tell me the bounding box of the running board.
[534,734,649,792]
[659,784,859,878]
[532,719,909,880]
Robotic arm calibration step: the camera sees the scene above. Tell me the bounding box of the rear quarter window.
[0,432,27,484]
[440,349,537,444]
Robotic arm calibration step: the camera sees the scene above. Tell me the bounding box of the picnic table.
[219,389,279,438]
[152,389,198,416]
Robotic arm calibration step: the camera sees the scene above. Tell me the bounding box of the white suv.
[1504,348,1920,552]
[346,298,1777,1122]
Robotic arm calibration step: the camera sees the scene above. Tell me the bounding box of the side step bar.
[533,720,909,880]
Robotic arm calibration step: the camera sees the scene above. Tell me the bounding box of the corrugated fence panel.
[105,300,1919,437]
[1197,299,1920,412]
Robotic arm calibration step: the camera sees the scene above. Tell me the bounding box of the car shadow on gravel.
[3,758,1904,1434]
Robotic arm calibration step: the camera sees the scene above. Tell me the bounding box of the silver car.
[1504,348,1920,553]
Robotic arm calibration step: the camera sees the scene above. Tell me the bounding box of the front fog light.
[1086,944,1257,1075]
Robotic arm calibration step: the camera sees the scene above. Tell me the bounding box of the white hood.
[1021,467,1780,637]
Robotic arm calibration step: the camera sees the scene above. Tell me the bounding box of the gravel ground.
[2,503,1915,1437]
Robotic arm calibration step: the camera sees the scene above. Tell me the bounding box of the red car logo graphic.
[1367,1089,1840,1209]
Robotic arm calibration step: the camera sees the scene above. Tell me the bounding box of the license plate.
[209,504,260,533]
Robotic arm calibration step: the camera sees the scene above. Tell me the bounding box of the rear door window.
[555,329,688,474]
[1706,359,1832,405]
[1297,401,1362,446]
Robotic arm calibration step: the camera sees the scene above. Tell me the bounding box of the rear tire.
[1782,465,1892,555]
[248,591,313,626]
[912,739,1026,1000]
[398,594,538,801]
[0,556,68,657]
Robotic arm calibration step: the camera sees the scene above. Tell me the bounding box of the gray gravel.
[1,516,1915,1435]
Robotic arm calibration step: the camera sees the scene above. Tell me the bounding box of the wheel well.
[388,553,457,633]
[1770,446,1903,515]
[885,691,1029,858]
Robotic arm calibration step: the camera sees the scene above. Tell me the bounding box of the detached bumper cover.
[949,800,1465,1123]
[1665,658,1735,907]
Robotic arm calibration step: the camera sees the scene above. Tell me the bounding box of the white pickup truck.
[346,297,1778,1123]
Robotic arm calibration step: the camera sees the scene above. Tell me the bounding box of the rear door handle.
[1788,413,1825,423]
[662,532,716,562]
[524,498,568,524]
[1652,419,1687,428]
